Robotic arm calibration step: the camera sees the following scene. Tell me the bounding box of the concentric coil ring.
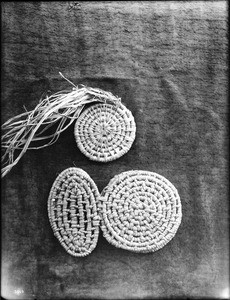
[100,170,182,253]
[48,168,100,257]
[74,103,136,162]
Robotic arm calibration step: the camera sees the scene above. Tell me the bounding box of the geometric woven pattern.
[48,168,182,256]
[100,170,182,253]
[74,103,136,162]
[47,167,100,257]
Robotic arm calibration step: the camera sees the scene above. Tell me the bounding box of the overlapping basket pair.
[48,168,182,257]
[48,100,182,256]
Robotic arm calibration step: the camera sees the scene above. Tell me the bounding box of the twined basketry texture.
[48,167,100,257]
[74,103,136,162]
[99,170,182,253]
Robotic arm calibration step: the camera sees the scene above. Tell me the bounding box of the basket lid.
[74,103,136,162]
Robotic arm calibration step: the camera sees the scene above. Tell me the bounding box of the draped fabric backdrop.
[1,2,229,299]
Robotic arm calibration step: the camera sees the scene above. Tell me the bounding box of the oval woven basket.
[99,170,182,253]
[74,103,136,162]
[48,167,100,257]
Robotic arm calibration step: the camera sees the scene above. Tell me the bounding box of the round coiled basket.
[100,170,182,253]
[74,103,136,162]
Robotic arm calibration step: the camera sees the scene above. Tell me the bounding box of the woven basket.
[47,167,100,257]
[48,168,182,255]
[74,103,136,162]
[100,170,182,253]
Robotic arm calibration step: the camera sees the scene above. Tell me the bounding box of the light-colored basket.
[74,103,136,162]
[99,170,182,253]
[48,168,182,256]
[47,167,100,257]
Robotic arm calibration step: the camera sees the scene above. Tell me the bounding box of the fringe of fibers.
[1,73,121,178]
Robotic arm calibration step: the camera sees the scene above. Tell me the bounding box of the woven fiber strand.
[74,103,136,162]
[48,167,100,257]
[100,170,182,253]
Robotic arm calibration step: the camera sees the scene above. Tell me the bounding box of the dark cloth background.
[1,2,229,299]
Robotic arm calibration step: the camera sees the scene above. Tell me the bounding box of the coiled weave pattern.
[100,170,182,253]
[74,103,136,162]
[48,167,100,257]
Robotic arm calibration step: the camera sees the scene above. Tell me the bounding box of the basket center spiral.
[95,119,116,139]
